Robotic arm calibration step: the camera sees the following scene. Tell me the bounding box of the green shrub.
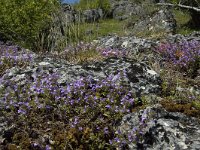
[0,0,66,52]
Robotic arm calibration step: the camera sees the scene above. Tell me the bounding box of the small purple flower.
[114,137,120,143]
[105,105,111,109]
[109,139,113,144]
[157,40,200,70]
[45,145,51,150]
[104,127,109,134]
[128,133,133,142]
[18,109,26,115]
[79,127,83,131]
[74,117,79,125]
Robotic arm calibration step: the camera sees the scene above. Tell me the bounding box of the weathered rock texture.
[0,56,161,96]
[111,1,144,20]
[133,9,176,35]
[1,31,200,149]
[118,104,200,150]
[62,3,77,23]
[83,9,103,23]
[111,0,177,35]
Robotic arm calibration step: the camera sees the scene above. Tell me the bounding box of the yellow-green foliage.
[161,100,200,118]
[62,45,104,64]
[173,9,193,34]
[88,19,126,37]
[173,9,191,26]
[0,0,61,51]
[192,101,200,110]
[170,0,179,4]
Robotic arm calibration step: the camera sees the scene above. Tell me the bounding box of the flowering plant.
[1,69,149,149]
[157,40,200,76]
[0,45,33,77]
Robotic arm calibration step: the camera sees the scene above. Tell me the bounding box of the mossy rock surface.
[161,100,200,118]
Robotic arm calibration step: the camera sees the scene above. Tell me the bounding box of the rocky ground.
[0,31,200,149]
[0,0,200,149]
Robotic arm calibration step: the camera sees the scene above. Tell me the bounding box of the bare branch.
[156,2,200,12]
[194,0,200,6]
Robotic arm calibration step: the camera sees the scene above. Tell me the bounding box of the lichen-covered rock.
[95,35,163,66]
[111,0,144,20]
[163,31,200,44]
[133,9,177,35]
[83,9,102,23]
[83,57,162,94]
[62,3,79,23]
[96,35,158,52]
[118,104,200,150]
[110,0,164,21]
[0,56,161,96]
[0,46,162,148]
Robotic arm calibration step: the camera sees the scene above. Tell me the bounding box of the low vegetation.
[0,44,150,148]
[0,45,34,77]
[0,0,67,52]
[156,40,200,77]
[66,19,126,44]
[156,40,200,118]
[0,0,200,149]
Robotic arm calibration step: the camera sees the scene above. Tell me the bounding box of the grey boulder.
[83,9,102,23]
[118,104,200,150]
[133,9,176,35]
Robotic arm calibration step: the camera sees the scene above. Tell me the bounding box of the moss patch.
[161,100,200,118]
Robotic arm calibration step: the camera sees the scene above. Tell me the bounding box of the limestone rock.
[83,9,102,23]
[111,0,144,20]
[62,3,77,23]
[133,9,177,35]
[0,56,161,96]
[118,104,200,150]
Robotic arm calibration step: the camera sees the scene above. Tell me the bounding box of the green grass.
[66,19,126,43]
[173,9,191,27]
[177,27,200,35]
[172,9,197,35]
[192,101,200,110]
[60,45,104,64]
[95,19,126,36]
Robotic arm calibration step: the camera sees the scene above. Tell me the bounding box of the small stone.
[39,62,50,66]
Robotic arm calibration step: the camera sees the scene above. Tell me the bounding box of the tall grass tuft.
[34,7,69,53]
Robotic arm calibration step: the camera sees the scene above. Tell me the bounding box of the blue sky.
[62,0,79,4]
